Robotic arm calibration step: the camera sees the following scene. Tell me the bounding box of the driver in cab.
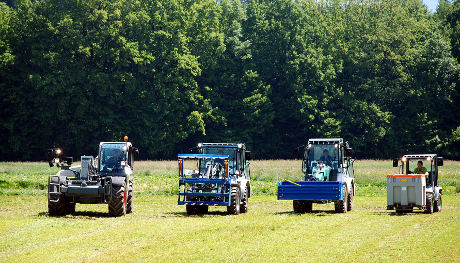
[105,149,122,169]
[319,149,333,166]
[414,160,427,174]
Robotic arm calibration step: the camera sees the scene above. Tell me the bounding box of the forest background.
[0,0,459,160]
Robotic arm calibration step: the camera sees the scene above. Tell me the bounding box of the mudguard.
[110,176,126,186]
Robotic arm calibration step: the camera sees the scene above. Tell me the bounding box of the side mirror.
[133,148,139,158]
[65,157,73,166]
[245,151,251,161]
[293,146,305,159]
[393,158,399,167]
[437,157,443,166]
[345,147,353,158]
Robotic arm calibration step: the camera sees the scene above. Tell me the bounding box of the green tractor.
[47,137,139,216]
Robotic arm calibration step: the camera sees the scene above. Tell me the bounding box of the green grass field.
[0,160,459,262]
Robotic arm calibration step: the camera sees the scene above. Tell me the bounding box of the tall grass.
[0,160,459,196]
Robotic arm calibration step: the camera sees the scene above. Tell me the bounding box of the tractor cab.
[392,154,443,187]
[302,138,353,181]
[198,143,251,177]
[98,141,139,176]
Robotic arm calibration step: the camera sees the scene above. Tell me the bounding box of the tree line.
[0,0,459,160]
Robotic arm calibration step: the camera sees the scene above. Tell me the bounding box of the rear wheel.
[126,179,133,214]
[227,186,241,215]
[108,184,126,217]
[304,201,313,212]
[293,200,306,213]
[334,185,348,213]
[434,193,442,212]
[425,193,434,214]
[347,186,354,211]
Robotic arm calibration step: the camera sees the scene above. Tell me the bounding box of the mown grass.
[0,195,459,262]
[1,160,459,196]
[0,160,459,262]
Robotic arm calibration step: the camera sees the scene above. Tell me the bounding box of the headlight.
[198,143,203,148]
[402,157,407,162]
[238,144,243,149]
[55,148,62,155]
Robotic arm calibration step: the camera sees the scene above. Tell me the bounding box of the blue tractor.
[277,138,355,213]
[178,143,251,215]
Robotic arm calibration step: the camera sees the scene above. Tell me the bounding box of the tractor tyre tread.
[48,196,68,216]
[227,186,241,215]
[293,200,306,213]
[425,193,434,214]
[126,179,133,214]
[241,188,249,213]
[108,184,126,217]
[433,194,442,212]
[335,185,348,213]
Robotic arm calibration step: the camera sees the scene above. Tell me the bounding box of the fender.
[110,176,127,186]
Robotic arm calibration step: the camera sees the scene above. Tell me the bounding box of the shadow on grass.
[275,210,337,216]
[369,211,425,216]
[166,211,232,217]
[37,211,112,218]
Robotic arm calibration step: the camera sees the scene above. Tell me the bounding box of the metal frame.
[177,154,232,206]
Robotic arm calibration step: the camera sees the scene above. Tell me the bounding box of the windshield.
[99,143,127,172]
[202,147,237,174]
[406,158,433,174]
[306,144,339,171]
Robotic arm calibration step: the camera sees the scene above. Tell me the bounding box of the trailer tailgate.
[277,181,342,201]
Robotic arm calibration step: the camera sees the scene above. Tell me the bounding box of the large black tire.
[186,205,197,215]
[196,205,209,214]
[108,184,126,217]
[335,185,348,213]
[434,193,442,212]
[126,179,133,214]
[293,200,306,213]
[347,186,354,211]
[304,201,313,212]
[425,193,434,214]
[227,186,241,215]
[48,196,68,216]
[240,187,249,213]
[67,202,76,214]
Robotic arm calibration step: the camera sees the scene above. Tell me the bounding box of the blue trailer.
[277,138,355,213]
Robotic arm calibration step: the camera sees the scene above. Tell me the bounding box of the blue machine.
[277,138,355,213]
[177,143,252,215]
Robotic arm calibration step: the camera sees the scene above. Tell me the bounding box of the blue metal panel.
[277,181,342,201]
[178,201,230,206]
[177,154,229,159]
[180,178,229,184]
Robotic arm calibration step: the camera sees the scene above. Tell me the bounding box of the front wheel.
[240,188,249,213]
[108,184,127,217]
[347,186,353,211]
[293,200,305,213]
[48,196,68,216]
[334,185,348,213]
[126,179,133,214]
[227,186,241,215]
[433,193,442,212]
[425,193,434,214]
